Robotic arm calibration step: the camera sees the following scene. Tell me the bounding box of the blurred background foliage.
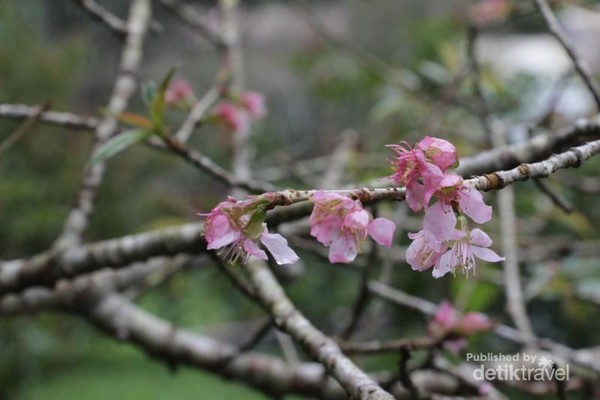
[1,0,600,399]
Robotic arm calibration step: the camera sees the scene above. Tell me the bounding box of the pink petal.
[343,209,370,233]
[471,246,504,263]
[329,233,358,263]
[260,232,299,265]
[243,239,268,260]
[205,214,241,249]
[367,218,396,248]
[433,250,455,278]
[406,231,441,271]
[469,228,492,247]
[423,202,461,242]
[417,136,457,171]
[458,186,492,224]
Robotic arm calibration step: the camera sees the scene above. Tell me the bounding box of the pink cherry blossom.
[435,173,492,224]
[202,198,299,265]
[241,91,266,119]
[215,102,250,136]
[416,136,457,172]
[405,230,444,271]
[434,226,504,278]
[387,142,445,211]
[165,78,195,105]
[309,191,395,263]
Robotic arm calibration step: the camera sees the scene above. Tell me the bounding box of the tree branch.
[246,260,395,399]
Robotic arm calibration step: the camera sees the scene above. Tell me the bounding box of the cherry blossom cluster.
[428,301,494,352]
[201,196,299,265]
[201,135,502,276]
[388,136,504,278]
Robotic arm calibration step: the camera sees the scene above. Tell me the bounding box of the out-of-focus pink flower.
[241,90,266,119]
[434,224,504,278]
[428,301,494,351]
[165,78,195,106]
[468,0,510,27]
[215,102,250,136]
[309,191,395,263]
[202,198,299,265]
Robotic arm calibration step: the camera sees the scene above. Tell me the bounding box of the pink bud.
[165,78,195,105]
[241,91,266,119]
[215,102,250,136]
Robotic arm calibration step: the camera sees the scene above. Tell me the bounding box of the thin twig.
[54,0,152,250]
[157,0,225,48]
[72,0,161,38]
[533,178,574,213]
[533,0,600,110]
[0,103,48,155]
[173,84,222,143]
[491,119,536,344]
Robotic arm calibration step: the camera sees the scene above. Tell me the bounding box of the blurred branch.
[457,115,600,176]
[0,256,195,315]
[491,118,536,345]
[173,83,221,143]
[246,259,395,399]
[0,103,98,130]
[156,136,275,192]
[368,281,600,375]
[0,223,206,295]
[54,0,152,250]
[157,0,225,48]
[0,103,48,155]
[533,0,600,110]
[72,0,162,38]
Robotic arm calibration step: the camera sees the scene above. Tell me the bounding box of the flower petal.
[433,249,455,278]
[243,239,268,260]
[367,218,396,248]
[469,228,492,247]
[471,246,504,263]
[424,202,461,242]
[458,186,492,224]
[329,233,358,263]
[260,232,299,265]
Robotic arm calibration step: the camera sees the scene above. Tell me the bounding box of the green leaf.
[91,129,152,166]
[141,82,157,109]
[151,68,177,131]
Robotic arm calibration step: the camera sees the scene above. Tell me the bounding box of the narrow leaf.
[115,112,154,129]
[141,82,157,109]
[151,68,177,130]
[91,129,151,165]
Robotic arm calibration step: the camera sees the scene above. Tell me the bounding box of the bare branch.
[54,0,152,250]
[0,223,206,295]
[533,0,600,109]
[157,0,225,48]
[72,0,162,39]
[246,260,395,399]
[0,103,98,130]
